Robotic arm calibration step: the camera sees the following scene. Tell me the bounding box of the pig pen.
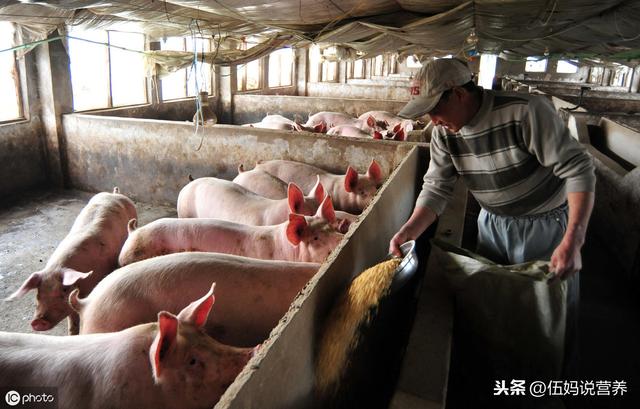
[1,113,448,408]
[0,190,177,335]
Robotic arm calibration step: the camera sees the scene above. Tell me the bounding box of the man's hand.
[549,239,582,280]
[549,191,594,281]
[388,206,438,257]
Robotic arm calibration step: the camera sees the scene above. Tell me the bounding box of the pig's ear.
[127,218,137,234]
[68,288,86,313]
[337,218,351,234]
[6,272,41,300]
[366,115,376,128]
[313,122,324,133]
[344,167,358,193]
[309,175,325,203]
[367,160,383,185]
[394,129,405,141]
[373,131,382,140]
[287,183,305,214]
[317,195,336,223]
[150,311,179,382]
[177,283,215,329]
[61,268,93,287]
[286,214,307,246]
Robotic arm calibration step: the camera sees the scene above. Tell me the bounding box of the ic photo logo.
[2,388,57,408]
[5,391,20,406]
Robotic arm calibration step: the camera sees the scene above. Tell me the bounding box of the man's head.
[399,58,481,132]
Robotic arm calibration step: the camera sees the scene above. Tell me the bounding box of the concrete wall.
[218,146,427,409]
[0,47,47,196]
[567,114,640,285]
[307,78,411,101]
[0,120,46,194]
[233,94,410,125]
[61,114,413,205]
[87,97,217,122]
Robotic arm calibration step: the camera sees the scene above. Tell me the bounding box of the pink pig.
[119,195,344,265]
[255,159,384,214]
[0,284,255,409]
[326,124,383,139]
[232,164,288,199]
[6,188,137,334]
[177,177,326,226]
[358,110,415,134]
[305,111,380,134]
[72,252,319,347]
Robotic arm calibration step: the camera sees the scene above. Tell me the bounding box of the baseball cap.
[398,58,473,119]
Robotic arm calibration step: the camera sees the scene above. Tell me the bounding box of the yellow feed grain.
[315,257,401,395]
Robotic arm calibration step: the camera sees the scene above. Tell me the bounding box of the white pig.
[304,111,379,133]
[326,124,383,139]
[233,164,288,199]
[71,252,320,347]
[255,159,384,214]
[6,188,137,334]
[0,284,255,409]
[119,195,344,265]
[177,177,324,225]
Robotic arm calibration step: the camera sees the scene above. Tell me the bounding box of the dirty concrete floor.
[0,188,176,336]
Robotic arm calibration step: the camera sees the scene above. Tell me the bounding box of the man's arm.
[389,205,438,256]
[550,191,595,279]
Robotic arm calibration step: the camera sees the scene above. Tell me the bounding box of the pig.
[326,124,383,139]
[0,284,255,409]
[6,188,137,334]
[177,176,324,225]
[305,111,381,134]
[243,115,326,133]
[233,164,288,199]
[71,252,320,347]
[119,195,344,265]
[255,159,385,214]
[358,110,416,134]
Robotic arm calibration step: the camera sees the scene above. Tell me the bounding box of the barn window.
[320,46,338,82]
[352,59,365,79]
[236,36,262,91]
[406,55,422,68]
[308,44,321,82]
[373,55,384,76]
[186,36,213,97]
[69,28,147,111]
[268,47,293,88]
[69,28,110,110]
[556,59,579,74]
[0,22,23,122]
[347,58,365,79]
[610,65,631,87]
[525,57,548,73]
[388,54,398,75]
[588,66,604,84]
[109,31,147,106]
[160,37,188,100]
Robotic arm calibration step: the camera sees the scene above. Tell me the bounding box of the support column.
[35,35,73,188]
[218,65,233,124]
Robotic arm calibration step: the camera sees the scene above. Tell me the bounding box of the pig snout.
[31,317,54,331]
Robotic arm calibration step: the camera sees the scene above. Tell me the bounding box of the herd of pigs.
[1,158,386,409]
[243,110,424,141]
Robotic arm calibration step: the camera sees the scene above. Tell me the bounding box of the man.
[389,58,595,280]
[390,59,595,406]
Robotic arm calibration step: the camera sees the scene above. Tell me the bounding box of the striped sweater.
[417,89,595,216]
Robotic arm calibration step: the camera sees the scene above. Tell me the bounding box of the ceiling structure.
[1,0,640,65]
